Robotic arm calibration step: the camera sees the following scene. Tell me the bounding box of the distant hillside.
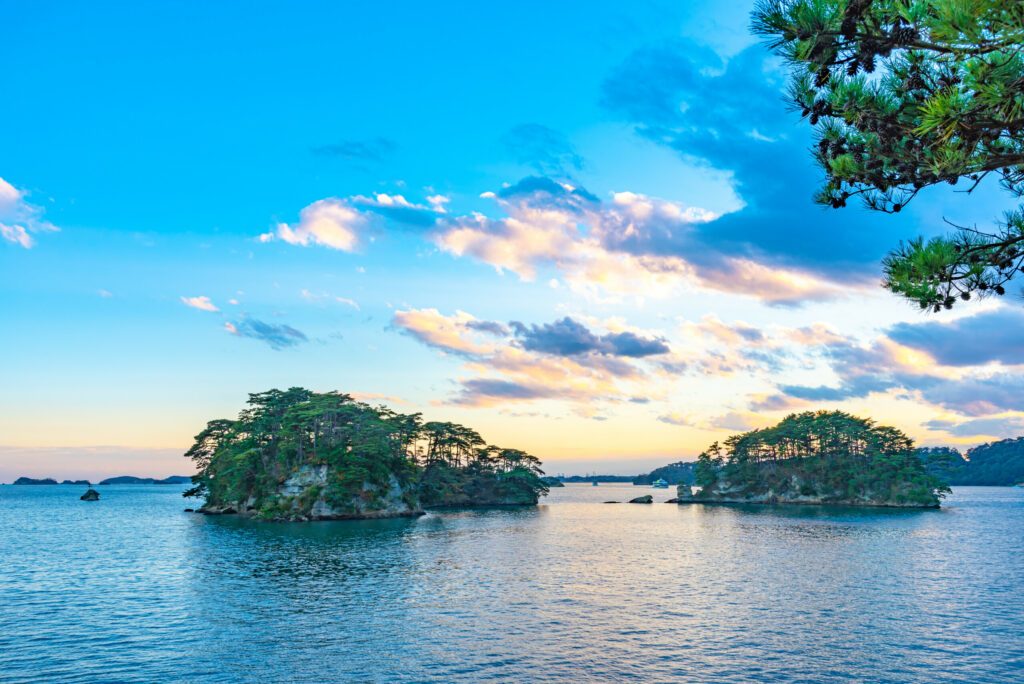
[12,477,58,485]
[916,447,969,482]
[633,461,695,485]
[558,474,635,483]
[98,475,192,485]
[963,438,1024,485]
[917,438,1024,486]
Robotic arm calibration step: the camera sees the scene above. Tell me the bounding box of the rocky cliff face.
[199,465,423,521]
[681,473,940,508]
[197,461,548,520]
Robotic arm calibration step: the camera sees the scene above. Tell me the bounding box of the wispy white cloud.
[261,198,369,251]
[180,295,219,312]
[392,308,495,357]
[0,176,59,249]
[431,177,843,305]
[257,178,843,307]
[426,194,450,213]
[300,289,360,310]
[261,193,445,252]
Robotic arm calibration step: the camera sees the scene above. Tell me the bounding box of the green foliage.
[694,443,724,493]
[698,410,950,504]
[916,445,969,481]
[919,437,1024,484]
[419,453,549,507]
[184,388,548,517]
[753,0,1024,309]
[960,436,1024,484]
[633,461,697,485]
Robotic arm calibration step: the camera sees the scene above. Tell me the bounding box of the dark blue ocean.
[1,483,1021,683]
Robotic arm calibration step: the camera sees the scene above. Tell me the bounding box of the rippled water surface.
[1,484,1022,683]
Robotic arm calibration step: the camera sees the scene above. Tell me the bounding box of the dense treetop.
[633,461,696,485]
[959,436,1024,484]
[753,0,1024,310]
[916,445,969,481]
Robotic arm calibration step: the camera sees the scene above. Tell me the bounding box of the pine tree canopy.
[752,0,1024,310]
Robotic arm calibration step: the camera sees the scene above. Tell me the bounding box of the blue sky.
[3,1,1023,480]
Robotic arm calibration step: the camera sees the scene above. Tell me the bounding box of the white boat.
[651,478,669,489]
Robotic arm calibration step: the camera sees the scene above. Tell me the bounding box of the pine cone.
[815,67,831,88]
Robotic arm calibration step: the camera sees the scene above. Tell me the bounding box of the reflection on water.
[0,483,1021,683]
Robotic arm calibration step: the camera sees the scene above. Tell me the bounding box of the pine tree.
[753,0,1024,310]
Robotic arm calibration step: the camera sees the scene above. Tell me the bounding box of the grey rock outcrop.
[675,483,694,501]
[199,465,423,521]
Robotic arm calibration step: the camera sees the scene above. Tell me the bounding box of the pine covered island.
[682,411,950,508]
[185,388,549,521]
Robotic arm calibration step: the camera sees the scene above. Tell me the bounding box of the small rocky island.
[185,388,549,521]
[679,411,950,508]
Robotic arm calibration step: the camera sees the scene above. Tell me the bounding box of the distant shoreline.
[9,475,192,486]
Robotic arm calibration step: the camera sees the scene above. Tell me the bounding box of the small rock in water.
[665,498,679,503]
[183,508,194,513]
[628,495,653,504]
[80,488,100,501]
[603,501,620,504]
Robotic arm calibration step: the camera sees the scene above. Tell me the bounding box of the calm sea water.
[0,483,1021,683]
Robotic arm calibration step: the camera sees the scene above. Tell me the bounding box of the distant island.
[918,438,1024,486]
[626,437,1024,491]
[98,476,192,485]
[185,388,549,521]
[633,461,695,486]
[556,474,635,483]
[11,475,190,485]
[546,464,695,486]
[681,411,950,508]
